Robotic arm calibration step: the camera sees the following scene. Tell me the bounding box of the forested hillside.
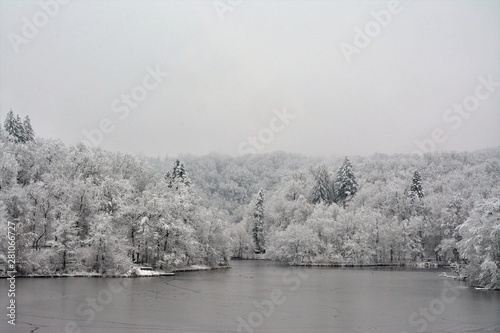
[1,113,499,288]
[147,147,500,288]
[0,112,231,275]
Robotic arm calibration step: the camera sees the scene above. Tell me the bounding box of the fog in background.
[1,0,498,157]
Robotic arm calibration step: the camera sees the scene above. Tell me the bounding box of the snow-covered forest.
[160,146,500,289]
[1,112,499,289]
[0,111,232,275]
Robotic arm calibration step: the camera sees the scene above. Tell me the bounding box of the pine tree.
[410,171,424,200]
[335,157,358,208]
[23,115,35,142]
[311,164,334,205]
[15,115,26,143]
[252,189,265,253]
[3,109,17,141]
[165,159,191,189]
[3,110,30,143]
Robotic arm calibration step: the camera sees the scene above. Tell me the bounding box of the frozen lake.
[1,260,499,333]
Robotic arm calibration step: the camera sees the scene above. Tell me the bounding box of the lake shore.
[0,264,231,278]
[289,262,446,268]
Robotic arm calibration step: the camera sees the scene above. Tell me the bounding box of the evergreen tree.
[335,157,358,208]
[311,164,334,205]
[3,109,17,142]
[23,115,35,142]
[252,188,265,253]
[3,110,31,143]
[165,159,191,189]
[410,171,424,200]
[15,115,26,143]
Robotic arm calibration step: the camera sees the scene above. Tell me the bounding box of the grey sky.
[1,0,498,157]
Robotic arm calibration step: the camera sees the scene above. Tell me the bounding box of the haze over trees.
[0,116,499,288]
[0,121,231,275]
[154,149,499,289]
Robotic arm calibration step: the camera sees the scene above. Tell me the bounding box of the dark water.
[1,260,499,333]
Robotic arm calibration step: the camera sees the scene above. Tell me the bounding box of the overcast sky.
[1,0,498,157]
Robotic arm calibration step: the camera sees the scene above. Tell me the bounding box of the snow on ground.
[132,267,174,276]
[171,265,212,272]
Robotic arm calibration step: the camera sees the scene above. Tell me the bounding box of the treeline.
[1,114,499,288]
[0,121,231,276]
[147,148,500,289]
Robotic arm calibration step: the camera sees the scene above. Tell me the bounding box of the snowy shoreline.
[0,265,231,278]
[289,262,445,268]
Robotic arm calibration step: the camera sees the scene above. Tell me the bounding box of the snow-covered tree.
[87,214,132,274]
[4,110,23,143]
[311,164,333,205]
[458,198,500,289]
[252,188,265,253]
[283,171,311,201]
[15,115,26,142]
[3,110,15,136]
[0,149,19,191]
[50,218,79,272]
[23,115,35,142]
[165,159,191,189]
[229,222,254,259]
[3,110,35,143]
[267,194,314,230]
[409,170,424,200]
[266,224,322,263]
[335,157,358,208]
[196,208,231,265]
